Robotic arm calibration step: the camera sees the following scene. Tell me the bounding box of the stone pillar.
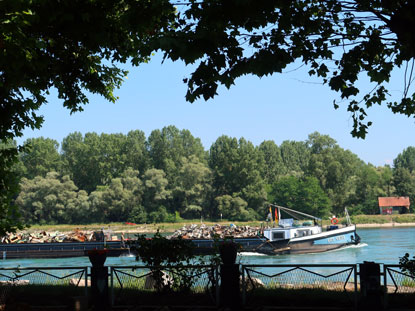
[359,261,382,309]
[219,242,240,310]
[88,250,109,311]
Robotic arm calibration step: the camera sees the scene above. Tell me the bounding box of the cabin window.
[272,232,285,240]
[298,230,310,236]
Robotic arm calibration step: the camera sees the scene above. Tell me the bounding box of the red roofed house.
[378,197,410,215]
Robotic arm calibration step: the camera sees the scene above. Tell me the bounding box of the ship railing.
[241,264,358,308]
[383,264,415,309]
[0,266,88,305]
[109,265,219,307]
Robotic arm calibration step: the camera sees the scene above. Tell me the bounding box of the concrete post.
[88,251,109,311]
[359,261,382,309]
[218,242,241,310]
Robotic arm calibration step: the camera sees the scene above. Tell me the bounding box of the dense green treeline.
[8,126,415,225]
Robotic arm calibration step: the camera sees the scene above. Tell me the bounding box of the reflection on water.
[1,227,414,268]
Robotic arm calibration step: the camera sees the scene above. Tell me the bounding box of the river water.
[1,227,414,268]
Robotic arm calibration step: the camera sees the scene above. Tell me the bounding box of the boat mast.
[269,204,322,222]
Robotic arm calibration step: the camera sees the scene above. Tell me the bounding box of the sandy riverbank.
[356,222,415,228]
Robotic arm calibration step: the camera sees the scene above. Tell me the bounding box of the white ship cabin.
[263,218,322,242]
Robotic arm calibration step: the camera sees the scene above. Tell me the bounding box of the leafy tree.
[166,1,415,138]
[400,253,415,278]
[393,167,415,207]
[20,137,62,179]
[209,136,266,214]
[306,132,362,213]
[394,147,415,173]
[351,164,387,215]
[215,195,256,221]
[280,140,310,176]
[0,0,176,142]
[0,0,175,232]
[89,168,143,222]
[15,172,90,224]
[379,165,394,197]
[173,156,213,218]
[258,140,284,184]
[123,130,149,175]
[147,125,206,186]
[62,131,147,193]
[142,168,171,215]
[0,142,24,235]
[393,147,415,206]
[269,176,331,218]
[4,1,415,144]
[131,231,199,293]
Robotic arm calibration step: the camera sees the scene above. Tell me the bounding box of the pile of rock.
[168,224,260,240]
[0,230,97,244]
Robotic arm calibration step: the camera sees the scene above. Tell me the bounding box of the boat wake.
[347,242,368,249]
[238,252,267,257]
[315,242,368,254]
[238,243,369,257]
[119,253,135,258]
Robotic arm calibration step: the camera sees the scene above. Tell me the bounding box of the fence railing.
[383,264,415,309]
[241,264,358,308]
[109,265,219,306]
[0,263,413,309]
[0,266,88,305]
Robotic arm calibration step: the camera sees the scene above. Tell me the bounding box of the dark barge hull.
[0,241,131,259]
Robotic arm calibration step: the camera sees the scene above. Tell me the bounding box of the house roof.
[378,197,410,208]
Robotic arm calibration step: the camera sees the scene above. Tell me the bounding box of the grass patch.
[350,214,415,225]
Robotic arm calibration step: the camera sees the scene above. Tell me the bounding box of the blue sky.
[17,54,415,166]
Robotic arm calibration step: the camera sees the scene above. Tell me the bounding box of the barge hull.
[0,241,130,259]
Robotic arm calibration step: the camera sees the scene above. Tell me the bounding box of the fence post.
[359,261,382,309]
[383,264,388,309]
[242,265,246,306]
[218,242,240,310]
[354,264,358,310]
[88,251,110,311]
[110,267,114,307]
[215,265,220,307]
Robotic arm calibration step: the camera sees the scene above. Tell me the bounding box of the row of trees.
[10,126,415,224]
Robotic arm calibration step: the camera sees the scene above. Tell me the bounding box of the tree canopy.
[9,128,415,225]
[167,0,415,138]
[3,1,415,231]
[2,1,415,142]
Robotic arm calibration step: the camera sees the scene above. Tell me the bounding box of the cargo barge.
[0,241,131,259]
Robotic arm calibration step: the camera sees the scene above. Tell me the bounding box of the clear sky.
[17,53,415,167]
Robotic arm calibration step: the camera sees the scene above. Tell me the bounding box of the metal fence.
[110,265,219,306]
[0,266,88,305]
[241,264,358,308]
[0,263,413,309]
[383,264,415,309]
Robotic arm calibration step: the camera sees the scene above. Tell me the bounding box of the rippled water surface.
[1,227,414,268]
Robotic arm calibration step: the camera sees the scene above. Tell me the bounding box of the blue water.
[1,227,414,268]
